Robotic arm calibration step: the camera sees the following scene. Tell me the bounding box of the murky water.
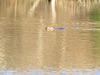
[0,0,100,75]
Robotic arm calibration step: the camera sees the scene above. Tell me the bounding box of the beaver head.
[45,27,55,31]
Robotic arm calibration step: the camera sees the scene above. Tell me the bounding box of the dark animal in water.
[45,27,55,31]
[45,26,79,31]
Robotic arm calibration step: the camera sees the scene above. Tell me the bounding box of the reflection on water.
[0,0,100,75]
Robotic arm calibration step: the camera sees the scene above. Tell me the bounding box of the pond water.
[0,0,100,75]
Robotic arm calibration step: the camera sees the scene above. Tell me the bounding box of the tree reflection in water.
[0,0,100,75]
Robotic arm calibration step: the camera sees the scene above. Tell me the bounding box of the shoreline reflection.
[0,0,100,75]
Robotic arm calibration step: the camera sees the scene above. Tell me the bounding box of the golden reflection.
[14,0,18,18]
[51,0,56,24]
[28,0,41,16]
[0,0,100,74]
[0,33,6,69]
[59,30,67,69]
[60,29,94,69]
[36,17,44,68]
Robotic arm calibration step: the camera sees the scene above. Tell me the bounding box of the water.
[0,0,100,75]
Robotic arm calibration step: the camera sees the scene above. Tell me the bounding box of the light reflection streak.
[0,31,7,69]
[37,17,44,68]
[28,0,41,16]
[51,0,56,24]
[59,30,68,69]
[14,0,18,18]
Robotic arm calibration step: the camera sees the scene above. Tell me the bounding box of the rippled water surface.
[0,0,100,75]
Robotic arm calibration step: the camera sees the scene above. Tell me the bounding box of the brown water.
[0,0,100,75]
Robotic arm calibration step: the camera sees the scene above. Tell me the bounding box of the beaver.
[45,27,55,31]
